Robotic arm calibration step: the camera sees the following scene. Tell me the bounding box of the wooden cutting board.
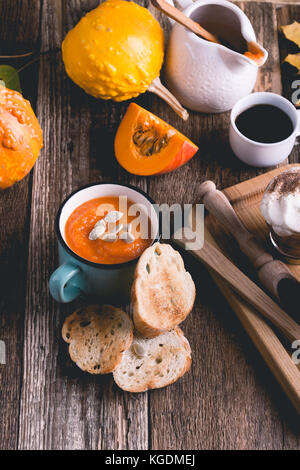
[205,164,300,413]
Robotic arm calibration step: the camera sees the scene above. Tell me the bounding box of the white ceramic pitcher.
[164,0,268,113]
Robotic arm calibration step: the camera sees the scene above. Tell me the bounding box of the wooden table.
[1,0,300,450]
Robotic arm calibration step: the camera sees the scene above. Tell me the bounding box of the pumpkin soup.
[65,196,153,264]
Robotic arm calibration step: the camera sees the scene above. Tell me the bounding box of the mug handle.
[296,110,300,136]
[49,263,82,303]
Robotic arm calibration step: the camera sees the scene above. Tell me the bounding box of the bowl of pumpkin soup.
[49,183,159,303]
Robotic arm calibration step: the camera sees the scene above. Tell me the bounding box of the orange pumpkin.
[0,85,43,189]
[114,103,198,176]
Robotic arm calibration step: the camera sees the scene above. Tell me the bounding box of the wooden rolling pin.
[198,181,298,300]
[174,232,300,343]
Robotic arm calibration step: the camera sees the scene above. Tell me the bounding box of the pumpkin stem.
[0,51,33,59]
[148,77,189,121]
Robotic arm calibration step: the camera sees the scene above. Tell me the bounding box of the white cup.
[229,92,300,167]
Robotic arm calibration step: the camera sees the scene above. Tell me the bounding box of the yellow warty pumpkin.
[62,0,164,101]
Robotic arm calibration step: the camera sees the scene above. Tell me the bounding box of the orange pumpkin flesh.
[0,85,43,189]
[114,103,198,176]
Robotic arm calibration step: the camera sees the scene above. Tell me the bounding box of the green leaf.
[0,65,22,92]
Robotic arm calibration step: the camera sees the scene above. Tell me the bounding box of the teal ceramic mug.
[49,183,160,303]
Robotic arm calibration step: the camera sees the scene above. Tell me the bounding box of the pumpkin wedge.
[114,103,198,176]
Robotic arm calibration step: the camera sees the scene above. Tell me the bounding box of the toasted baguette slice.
[62,304,133,374]
[113,327,191,392]
[132,242,195,337]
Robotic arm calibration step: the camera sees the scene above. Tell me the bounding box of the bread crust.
[132,242,195,337]
[62,304,133,374]
[113,327,192,392]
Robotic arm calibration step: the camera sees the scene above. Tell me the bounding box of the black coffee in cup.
[235,104,294,143]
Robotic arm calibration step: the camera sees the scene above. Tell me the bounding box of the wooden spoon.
[151,0,221,44]
[173,231,300,344]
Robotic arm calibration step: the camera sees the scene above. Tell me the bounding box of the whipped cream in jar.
[260,167,300,263]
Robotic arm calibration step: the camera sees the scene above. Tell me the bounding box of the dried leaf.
[0,65,22,92]
[284,53,300,73]
[281,21,300,47]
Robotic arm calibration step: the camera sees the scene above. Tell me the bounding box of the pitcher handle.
[173,0,194,9]
[164,0,194,24]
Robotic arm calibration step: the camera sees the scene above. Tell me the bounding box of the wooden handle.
[174,232,300,344]
[150,0,221,44]
[199,181,295,297]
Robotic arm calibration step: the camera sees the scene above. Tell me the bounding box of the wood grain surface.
[0,0,300,450]
[0,0,41,450]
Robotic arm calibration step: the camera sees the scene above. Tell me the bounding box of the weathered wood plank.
[17,0,148,450]
[148,2,291,450]
[0,0,41,451]
[0,0,41,56]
